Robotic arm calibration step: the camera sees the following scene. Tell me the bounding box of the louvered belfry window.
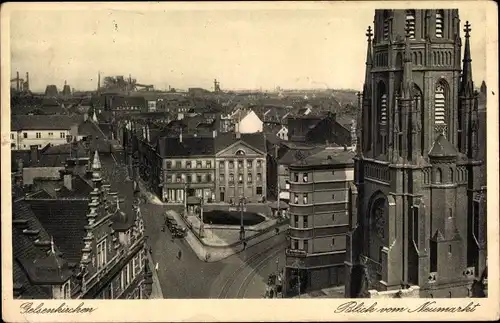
[380,94,388,125]
[434,83,446,125]
[405,10,416,39]
[436,10,444,38]
[383,10,390,40]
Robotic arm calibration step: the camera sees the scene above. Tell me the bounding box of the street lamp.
[239,195,247,241]
[199,197,205,237]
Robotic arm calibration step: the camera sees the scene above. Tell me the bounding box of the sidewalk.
[289,285,345,298]
[147,252,164,299]
[166,209,288,263]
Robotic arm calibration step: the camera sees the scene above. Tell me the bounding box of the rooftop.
[11,115,82,131]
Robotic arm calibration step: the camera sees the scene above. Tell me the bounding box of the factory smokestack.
[25,72,30,91]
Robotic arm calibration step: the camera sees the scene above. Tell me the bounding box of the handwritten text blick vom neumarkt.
[335,301,481,314]
[20,302,97,314]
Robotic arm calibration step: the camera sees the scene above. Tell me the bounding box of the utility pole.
[239,195,246,240]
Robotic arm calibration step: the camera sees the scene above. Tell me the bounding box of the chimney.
[29,145,39,163]
[213,130,217,138]
[236,130,241,139]
[63,173,72,190]
[26,72,30,91]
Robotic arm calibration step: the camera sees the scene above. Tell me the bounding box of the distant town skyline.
[9,3,488,92]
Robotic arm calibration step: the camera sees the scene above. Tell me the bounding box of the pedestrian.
[275,227,279,235]
[155,262,159,272]
[178,250,182,260]
[243,241,247,250]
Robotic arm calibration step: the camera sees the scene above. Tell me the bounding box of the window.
[332,193,336,200]
[246,160,252,168]
[448,245,452,255]
[238,160,244,169]
[332,237,336,246]
[332,214,336,222]
[294,173,299,182]
[176,161,182,168]
[229,173,234,184]
[229,161,234,169]
[186,161,192,169]
[236,149,245,156]
[436,10,444,38]
[197,175,202,183]
[435,168,442,183]
[379,94,387,125]
[383,10,390,40]
[303,216,308,228]
[126,263,131,285]
[332,170,335,175]
[97,239,107,269]
[220,174,225,183]
[176,175,182,183]
[10,134,14,140]
[303,173,308,183]
[448,208,453,219]
[187,175,192,183]
[257,160,262,168]
[256,173,262,182]
[61,281,71,299]
[256,187,263,195]
[166,161,172,169]
[294,194,299,204]
[434,82,446,125]
[247,173,252,183]
[294,215,299,226]
[303,240,309,252]
[196,161,202,168]
[219,161,225,169]
[207,174,212,182]
[36,132,41,139]
[48,132,53,137]
[303,194,308,204]
[206,161,212,168]
[405,10,416,39]
[60,132,65,138]
[293,240,299,249]
[238,174,243,184]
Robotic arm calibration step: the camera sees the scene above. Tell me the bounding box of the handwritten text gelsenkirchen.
[335,301,480,314]
[20,302,97,314]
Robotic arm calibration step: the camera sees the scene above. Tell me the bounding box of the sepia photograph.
[1,1,498,322]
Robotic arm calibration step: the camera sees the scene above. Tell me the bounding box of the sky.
[8,2,489,92]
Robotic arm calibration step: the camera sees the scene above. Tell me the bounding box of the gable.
[241,111,263,124]
[216,140,265,157]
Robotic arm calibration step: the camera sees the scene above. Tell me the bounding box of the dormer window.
[405,10,416,39]
[436,10,444,38]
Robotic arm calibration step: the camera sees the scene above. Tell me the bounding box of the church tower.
[345,9,487,298]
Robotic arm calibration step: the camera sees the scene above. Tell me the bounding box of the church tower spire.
[362,26,373,154]
[461,21,473,96]
[458,21,475,154]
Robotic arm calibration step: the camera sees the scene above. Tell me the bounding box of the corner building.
[345,9,487,298]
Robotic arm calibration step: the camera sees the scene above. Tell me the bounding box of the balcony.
[286,249,307,257]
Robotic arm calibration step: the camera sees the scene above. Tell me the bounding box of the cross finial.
[366,26,373,41]
[464,21,471,37]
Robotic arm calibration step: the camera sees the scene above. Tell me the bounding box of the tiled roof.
[158,136,216,158]
[27,199,88,264]
[278,146,326,165]
[12,198,60,298]
[11,115,82,131]
[428,134,458,157]
[215,132,267,154]
[78,120,108,139]
[110,96,146,109]
[300,147,355,166]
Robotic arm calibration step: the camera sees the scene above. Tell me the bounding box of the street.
[138,192,286,298]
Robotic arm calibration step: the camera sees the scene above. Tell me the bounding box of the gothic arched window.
[435,168,442,183]
[405,10,416,39]
[434,81,447,125]
[436,10,444,38]
[383,10,391,40]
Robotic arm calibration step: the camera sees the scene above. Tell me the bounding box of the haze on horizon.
[9,3,488,93]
